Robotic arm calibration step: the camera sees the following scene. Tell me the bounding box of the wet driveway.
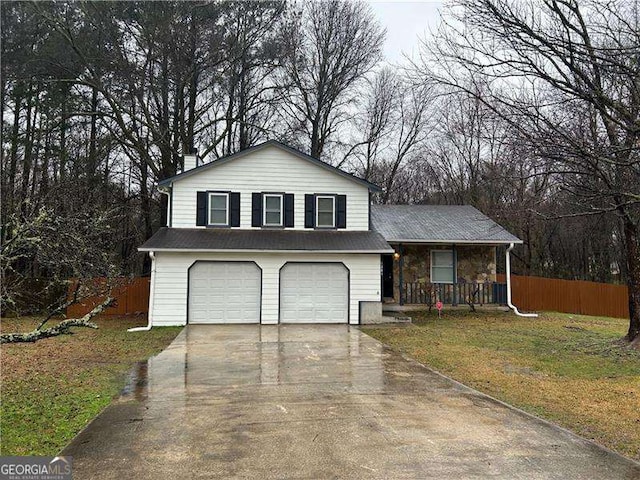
[63,325,640,479]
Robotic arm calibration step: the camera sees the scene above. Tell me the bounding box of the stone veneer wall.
[457,246,497,283]
[391,245,497,302]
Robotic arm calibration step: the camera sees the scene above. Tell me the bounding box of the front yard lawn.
[0,316,182,455]
[363,310,640,461]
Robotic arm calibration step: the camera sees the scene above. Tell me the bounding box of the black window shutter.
[252,193,262,227]
[304,194,315,228]
[230,192,241,227]
[196,191,207,226]
[336,195,347,229]
[284,194,294,227]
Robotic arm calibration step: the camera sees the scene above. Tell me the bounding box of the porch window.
[431,250,454,283]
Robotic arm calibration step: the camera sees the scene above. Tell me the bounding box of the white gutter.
[506,242,538,317]
[137,248,395,254]
[158,186,171,227]
[386,239,524,245]
[128,251,156,332]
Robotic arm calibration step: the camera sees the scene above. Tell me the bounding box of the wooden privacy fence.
[66,277,150,317]
[65,274,629,319]
[497,274,629,319]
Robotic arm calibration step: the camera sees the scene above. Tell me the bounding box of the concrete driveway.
[64,325,640,479]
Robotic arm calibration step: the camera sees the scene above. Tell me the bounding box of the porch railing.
[401,282,507,306]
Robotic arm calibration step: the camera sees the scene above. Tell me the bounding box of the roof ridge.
[158,141,381,191]
[371,204,522,244]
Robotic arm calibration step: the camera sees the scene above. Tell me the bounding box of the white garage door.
[280,263,348,323]
[188,262,261,324]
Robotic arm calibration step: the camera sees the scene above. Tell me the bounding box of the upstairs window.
[316,196,335,228]
[431,250,454,284]
[208,193,229,226]
[263,194,283,227]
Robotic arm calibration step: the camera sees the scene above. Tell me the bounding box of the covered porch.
[382,243,507,306]
[371,204,523,309]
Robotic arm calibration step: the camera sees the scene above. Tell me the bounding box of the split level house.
[139,141,523,326]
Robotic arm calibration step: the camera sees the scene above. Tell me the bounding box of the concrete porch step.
[362,314,412,325]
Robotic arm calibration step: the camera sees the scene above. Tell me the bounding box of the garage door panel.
[189,262,261,324]
[280,263,348,324]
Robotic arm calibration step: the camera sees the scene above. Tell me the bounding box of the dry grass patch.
[0,316,182,455]
[363,310,640,461]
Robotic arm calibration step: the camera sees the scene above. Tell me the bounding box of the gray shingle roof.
[139,228,393,253]
[371,205,522,244]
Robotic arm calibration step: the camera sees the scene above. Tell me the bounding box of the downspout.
[128,251,156,332]
[159,186,171,227]
[506,243,538,318]
[398,244,404,305]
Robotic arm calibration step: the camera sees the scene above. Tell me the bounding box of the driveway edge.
[359,328,640,469]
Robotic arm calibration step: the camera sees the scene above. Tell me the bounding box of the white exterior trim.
[263,193,283,227]
[139,248,393,254]
[387,239,524,245]
[316,195,336,228]
[207,192,229,226]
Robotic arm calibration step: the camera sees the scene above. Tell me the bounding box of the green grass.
[0,316,182,455]
[363,310,640,461]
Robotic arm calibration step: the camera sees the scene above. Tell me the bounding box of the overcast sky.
[367,1,444,63]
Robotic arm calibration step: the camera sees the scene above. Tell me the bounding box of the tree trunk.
[622,216,640,341]
[0,319,99,344]
[20,84,37,218]
[7,89,22,214]
[59,95,67,180]
[1,295,114,344]
[88,86,99,184]
[310,119,321,159]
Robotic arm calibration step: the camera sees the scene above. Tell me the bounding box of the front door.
[382,254,394,299]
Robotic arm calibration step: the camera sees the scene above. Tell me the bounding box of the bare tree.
[421,0,640,342]
[381,80,434,203]
[218,1,286,155]
[337,68,398,176]
[341,69,434,201]
[280,0,385,158]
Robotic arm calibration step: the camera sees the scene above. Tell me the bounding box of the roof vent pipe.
[506,242,538,318]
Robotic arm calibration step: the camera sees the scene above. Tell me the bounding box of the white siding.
[170,145,370,230]
[150,252,381,326]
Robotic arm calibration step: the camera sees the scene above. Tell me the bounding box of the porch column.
[452,244,458,306]
[398,243,404,305]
